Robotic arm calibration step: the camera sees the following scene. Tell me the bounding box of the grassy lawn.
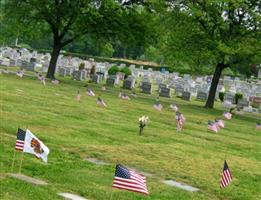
[0,71,260,200]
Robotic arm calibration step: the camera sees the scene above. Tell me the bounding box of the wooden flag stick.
[10,150,16,173]
[18,152,24,174]
[109,189,114,200]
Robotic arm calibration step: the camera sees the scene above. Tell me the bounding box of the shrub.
[90,65,96,75]
[120,67,131,78]
[108,65,119,75]
[235,93,243,104]
[79,63,85,70]
[219,92,225,102]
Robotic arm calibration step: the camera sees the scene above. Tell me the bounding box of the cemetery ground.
[0,72,261,200]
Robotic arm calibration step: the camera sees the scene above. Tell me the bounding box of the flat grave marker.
[8,173,48,185]
[85,158,110,165]
[162,180,200,192]
[57,193,88,200]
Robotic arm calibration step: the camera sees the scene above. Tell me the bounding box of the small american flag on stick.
[223,112,232,120]
[220,160,232,189]
[97,97,107,107]
[256,122,261,129]
[112,164,149,195]
[215,119,225,128]
[15,128,26,151]
[87,89,95,97]
[153,102,162,111]
[208,120,219,133]
[16,70,24,78]
[119,92,130,100]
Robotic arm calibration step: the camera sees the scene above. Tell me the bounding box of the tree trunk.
[205,63,226,108]
[46,40,62,79]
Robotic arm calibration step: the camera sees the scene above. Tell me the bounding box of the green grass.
[0,72,261,200]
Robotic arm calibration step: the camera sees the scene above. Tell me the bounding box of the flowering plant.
[139,116,149,135]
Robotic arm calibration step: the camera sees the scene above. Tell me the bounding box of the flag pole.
[109,189,114,200]
[18,126,27,174]
[10,149,16,173]
[18,152,24,174]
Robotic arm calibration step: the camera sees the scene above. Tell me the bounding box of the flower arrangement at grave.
[139,116,149,135]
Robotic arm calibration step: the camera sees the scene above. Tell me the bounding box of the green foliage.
[120,67,132,78]
[108,65,119,75]
[90,65,96,75]
[100,43,114,58]
[235,93,243,104]
[219,92,225,102]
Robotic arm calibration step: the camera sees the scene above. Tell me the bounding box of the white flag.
[23,129,50,162]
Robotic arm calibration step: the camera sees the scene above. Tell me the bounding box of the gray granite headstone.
[224,93,235,104]
[182,91,191,101]
[196,91,208,101]
[106,76,116,86]
[159,87,171,98]
[141,82,152,94]
[72,70,86,81]
[92,74,101,84]
[123,77,135,90]
[59,68,67,77]
[237,99,249,108]
[175,86,184,95]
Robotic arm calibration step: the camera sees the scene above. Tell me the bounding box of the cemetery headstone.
[237,99,249,108]
[159,87,171,98]
[182,91,191,101]
[72,70,87,81]
[123,77,135,90]
[224,93,235,104]
[197,91,208,101]
[106,76,116,86]
[141,82,152,94]
[175,85,184,96]
[92,74,101,84]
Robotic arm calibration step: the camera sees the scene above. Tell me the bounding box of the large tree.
[161,0,261,108]
[4,0,148,79]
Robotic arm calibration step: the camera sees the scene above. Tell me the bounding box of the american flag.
[176,112,185,125]
[208,120,219,133]
[215,119,225,128]
[256,122,261,129]
[87,89,95,96]
[223,112,232,120]
[40,77,46,85]
[112,164,149,195]
[119,92,130,100]
[15,128,26,151]
[220,160,232,189]
[153,102,162,111]
[97,97,107,107]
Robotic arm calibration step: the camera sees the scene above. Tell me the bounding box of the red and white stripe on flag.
[220,160,232,189]
[112,164,148,195]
